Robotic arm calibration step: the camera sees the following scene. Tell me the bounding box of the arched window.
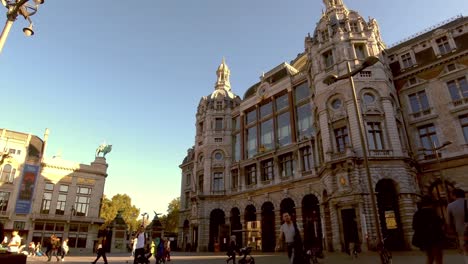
[1,164,15,183]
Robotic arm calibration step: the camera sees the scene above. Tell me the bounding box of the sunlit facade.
[0,128,108,253]
[178,0,468,253]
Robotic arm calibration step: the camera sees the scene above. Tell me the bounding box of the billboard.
[15,164,40,214]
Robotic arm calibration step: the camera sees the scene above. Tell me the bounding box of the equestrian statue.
[96,143,112,157]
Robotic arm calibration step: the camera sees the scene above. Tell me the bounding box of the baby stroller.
[238,246,255,264]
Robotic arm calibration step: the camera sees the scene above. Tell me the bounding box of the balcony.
[369,149,394,157]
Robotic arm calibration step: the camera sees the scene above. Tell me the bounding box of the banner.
[15,164,40,214]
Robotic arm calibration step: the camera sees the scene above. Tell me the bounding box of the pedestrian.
[448,188,468,264]
[91,237,108,264]
[7,230,21,253]
[164,238,171,262]
[226,235,239,264]
[36,242,44,257]
[61,238,69,261]
[48,234,61,261]
[28,241,36,256]
[133,225,146,264]
[275,211,305,264]
[412,195,445,264]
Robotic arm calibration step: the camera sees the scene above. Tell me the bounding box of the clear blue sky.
[1,0,466,217]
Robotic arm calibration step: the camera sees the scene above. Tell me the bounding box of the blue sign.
[15,164,40,214]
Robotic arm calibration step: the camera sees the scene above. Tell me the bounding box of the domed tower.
[305,0,418,251]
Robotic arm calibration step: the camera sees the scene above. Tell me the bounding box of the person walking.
[7,230,21,253]
[275,211,304,264]
[412,195,445,264]
[91,237,108,264]
[48,235,61,262]
[61,238,69,261]
[226,235,239,264]
[448,188,468,264]
[133,225,146,264]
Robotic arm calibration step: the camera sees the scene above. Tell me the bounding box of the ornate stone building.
[178,0,468,253]
[0,128,108,253]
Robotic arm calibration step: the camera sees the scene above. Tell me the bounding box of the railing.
[452,98,468,107]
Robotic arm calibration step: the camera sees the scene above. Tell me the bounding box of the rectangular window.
[418,124,439,151]
[436,36,451,55]
[367,122,384,150]
[277,112,292,146]
[460,114,468,143]
[213,172,224,192]
[233,133,241,161]
[447,77,468,102]
[41,192,52,214]
[323,50,334,68]
[68,224,88,248]
[198,174,204,192]
[45,183,54,191]
[246,126,257,158]
[215,118,223,131]
[334,127,349,152]
[260,101,273,118]
[76,187,91,195]
[408,91,430,113]
[185,174,191,186]
[231,169,238,189]
[216,101,223,110]
[275,94,289,111]
[300,147,313,172]
[294,83,310,102]
[59,185,69,193]
[0,164,14,183]
[55,194,66,215]
[246,165,257,186]
[354,44,366,60]
[199,122,204,134]
[246,109,257,125]
[350,21,359,32]
[296,103,313,140]
[74,195,90,216]
[215,138,223,143]
[401,52,414,68]
[260,119,274,151]
[279,153,294,178]
[0,191,10,212]
[359,71,371,78]
[185,191,190,209]
[13,221,25,230]
[261,159,274,182]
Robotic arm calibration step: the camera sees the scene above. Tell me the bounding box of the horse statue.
[96,143,112,157]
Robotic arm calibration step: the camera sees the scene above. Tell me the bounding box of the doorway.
[340,208,359,254]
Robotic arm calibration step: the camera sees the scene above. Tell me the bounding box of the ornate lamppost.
[0,0,44,54]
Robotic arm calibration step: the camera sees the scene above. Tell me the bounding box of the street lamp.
[0,0,44,54]
[323,56,382,247]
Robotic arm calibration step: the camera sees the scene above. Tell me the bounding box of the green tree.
[99,194,140,231]
[161,197,180,233]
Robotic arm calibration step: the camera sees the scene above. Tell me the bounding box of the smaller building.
[0,128,108,253]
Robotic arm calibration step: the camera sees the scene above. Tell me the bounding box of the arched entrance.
[376,179,404,250]
[230,207,243,247]
[209,209,225,252]
[280,198,296,221]
[302,194,322,252]
[244,205,258,249]
[261,202,275,252]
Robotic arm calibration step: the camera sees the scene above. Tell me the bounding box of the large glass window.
[246,109,257,125]
[279,153,294,178]
[367,122,384,150]
[260,119,274,151]
[277,112,291,146]
[334,127,349,153]
[0,191,10,212]
[213,172,224,192]
[246,126,257,158]
[418,124,439,151]
[300,147,313,172]
[260,102,273,118]
[294,83,309,101]
[296,104,313,140]
[261,159,274,182]
[246,165,257,186]
[447,77,468,101]
[276,94,289,111]
[408,91,430,113]
[68,224,88,248]
[401,52,413,68]
[215,118,223,131]
[41,192,52,214]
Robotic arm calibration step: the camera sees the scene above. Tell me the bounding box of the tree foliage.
[161,197,180,233]
[100,194,140,231]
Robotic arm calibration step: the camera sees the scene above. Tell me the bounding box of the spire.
[215,57,231,91]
